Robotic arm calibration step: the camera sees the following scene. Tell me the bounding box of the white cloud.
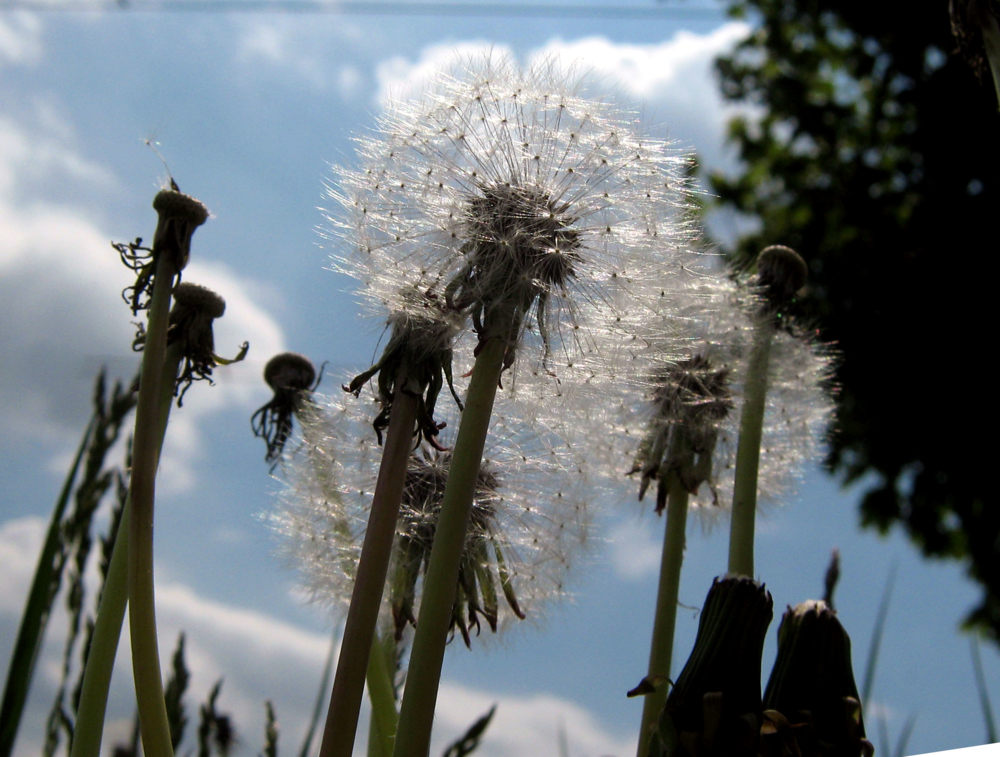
[0,516,46,614]
[0,11,42,69]
[0,110,285,490]
[374,40,506,106]
[607,517,662,581]
[235,17,366,96]
[0,518,632,757]
[433,682,633,757]
[531,24,751,172]
[371,24,751,176]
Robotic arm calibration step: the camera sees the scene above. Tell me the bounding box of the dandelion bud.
[762,600,873,757]
[253,353,320,463]
[152,188,208,272]
[651,576,773,757]
[265,352,317,393]
[756,245,808,311]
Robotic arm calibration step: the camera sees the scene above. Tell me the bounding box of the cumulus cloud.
[607,517,663,581]
[0,110,285,489]
[374,40,510,105]
[1,514,631,757]
[234,17,366,97]
[0,516,46,614]
[371,24,750,175]
[531,24,751,173]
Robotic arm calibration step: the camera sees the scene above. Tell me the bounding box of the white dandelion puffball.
[269,380,592,643]
[328,53,699,387]
[596,267,836,523]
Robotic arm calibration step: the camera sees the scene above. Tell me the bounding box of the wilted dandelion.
[251,352,322,463]
[162,282,249,404]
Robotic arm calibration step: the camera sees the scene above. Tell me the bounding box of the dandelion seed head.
[329,52,697,384]
[269,378,591,643]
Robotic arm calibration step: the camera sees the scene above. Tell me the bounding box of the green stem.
[727,319,773,578]
[318,385,418,757]
[392,337,506,757]
[636,478,689,757]
[128,255,178,757]
[365,631,399,757]
[71,346,181,757]
[0,416,95,757]
[367,716,386,757]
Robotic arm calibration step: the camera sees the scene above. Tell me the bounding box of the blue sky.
[0,4,997,756]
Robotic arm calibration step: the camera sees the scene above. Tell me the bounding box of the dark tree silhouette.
[711,0,998,641]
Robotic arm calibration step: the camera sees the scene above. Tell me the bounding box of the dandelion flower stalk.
[393,337,506,757]
[638,476,689,757]
[727,245,808,578]
[364,629,400,757]
[73,342,181,757]
[631,353,734,757]
[128,188,207,757]
[319,378,418,757]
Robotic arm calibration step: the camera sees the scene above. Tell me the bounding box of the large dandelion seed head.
[268,376,592,644]
[328,52,699,385]
[587,265,836,525]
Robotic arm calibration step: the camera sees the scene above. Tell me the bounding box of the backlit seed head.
[269,381,591,640]
[329,52,697,387]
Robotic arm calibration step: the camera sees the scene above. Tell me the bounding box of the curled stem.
[727,319,773,578]
[72,345,182,757]
[392,337,506,757]
[636,476,690,757]
[319,381,418,757]
[128,252,178,757]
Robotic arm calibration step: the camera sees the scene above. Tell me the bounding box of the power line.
[0,0,723,16]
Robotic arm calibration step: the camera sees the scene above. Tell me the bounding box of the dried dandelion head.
[252,352,322,463]
[163,282,248,405]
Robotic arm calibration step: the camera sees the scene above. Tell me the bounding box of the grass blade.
[861,563,896,708]
[299,628,338,757]
[971,636,998,743]
[0,391,97,757]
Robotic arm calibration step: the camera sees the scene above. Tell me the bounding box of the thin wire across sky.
[0,0,723,16]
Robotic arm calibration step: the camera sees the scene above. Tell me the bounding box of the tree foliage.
[712,0,998,640]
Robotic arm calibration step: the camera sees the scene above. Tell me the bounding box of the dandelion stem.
[727,318,773,578]
[128,252,178,757]
[365,630,399,757]
[392,337,507,757]
[72,345,181,757]
[636,475,689,757]
[319,383,418,757]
